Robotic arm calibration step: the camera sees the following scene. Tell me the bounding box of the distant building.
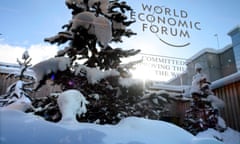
[151,26,240,131]
[168,25,240,85]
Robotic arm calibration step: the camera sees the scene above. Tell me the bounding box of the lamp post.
[214,34,220,49]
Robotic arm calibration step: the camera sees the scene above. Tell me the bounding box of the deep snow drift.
[0,109,227,144]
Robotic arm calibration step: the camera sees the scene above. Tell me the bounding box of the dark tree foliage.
[183,93,219,135]
[44,0,139,69]
[29,0,169,124]
[182,64,226,135]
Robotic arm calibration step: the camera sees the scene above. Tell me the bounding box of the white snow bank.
[0,109,224,144]
[197,128,240,144]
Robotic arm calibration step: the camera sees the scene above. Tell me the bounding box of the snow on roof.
[0,62,35,77]
[0,62,21,74]
[151,71,240,94]
[149,71,240,94]
[149,82,189,93]
[0,62,19,68]
[228,24,240,36]
[186,44,232,64]
[211,71,240,89]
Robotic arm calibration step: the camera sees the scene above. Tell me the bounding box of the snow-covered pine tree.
[183,63,226,135]
[30,0,170,124]
[0,50,34,111]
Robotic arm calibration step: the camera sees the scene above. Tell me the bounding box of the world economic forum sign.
[130,3,201,47]
[127,2,200,81]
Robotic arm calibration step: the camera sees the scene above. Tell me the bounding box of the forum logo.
[130,3,201,47]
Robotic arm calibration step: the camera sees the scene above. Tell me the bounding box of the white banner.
[130,53,187,81]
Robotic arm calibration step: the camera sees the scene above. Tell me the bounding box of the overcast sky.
[0,0,239,65]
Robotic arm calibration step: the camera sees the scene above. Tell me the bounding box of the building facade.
[169,25,240,85]
[228,25,240,72]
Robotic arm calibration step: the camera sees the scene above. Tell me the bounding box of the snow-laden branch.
[32,57,71,90]
[74,64,120,84]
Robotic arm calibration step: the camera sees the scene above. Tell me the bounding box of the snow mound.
[0,109,225,144]
[57,89,89,123]
[197,128,240,144]
[2,98,31,112]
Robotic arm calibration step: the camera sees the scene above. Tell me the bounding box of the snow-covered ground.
[197,128,240,144]
[1,109,239,144]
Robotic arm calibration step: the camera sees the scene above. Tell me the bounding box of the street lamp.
[214,34,220,49]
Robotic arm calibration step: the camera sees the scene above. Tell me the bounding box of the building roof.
[150,71,240,93]
[228,24,240,36]
[0,62,35,77]
[186,44,232,64]
[149,82,189,93]
[211,71,240,89]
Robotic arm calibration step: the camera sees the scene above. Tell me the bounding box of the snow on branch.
[74,64,120,84]
[70,11,112,48]
[32,57,71,90]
